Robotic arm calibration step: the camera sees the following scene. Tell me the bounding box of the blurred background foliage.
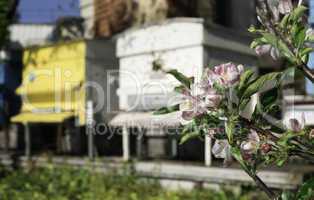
[0,165,268,200]
[0,0,18,48]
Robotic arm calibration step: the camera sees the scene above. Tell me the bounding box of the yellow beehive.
[12,39,117,126]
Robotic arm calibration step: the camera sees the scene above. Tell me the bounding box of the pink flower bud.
[288,113,305,132]
[240,130,260,156]
[255,45,280,60]
[261,143,272,154]
[255,45,272,56]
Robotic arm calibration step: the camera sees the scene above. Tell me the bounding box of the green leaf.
[239,70,255,91]
[278,40,296,63]
[260,88,278,109]
[281,67,295,81]
[261,33,296,62]
[262,33,278,47]
[248,26,265,34]
[276,156,288,167]
[166,69,193,88]
[300,47,313,57]
[269,121,286,134]
[239,98,251,111]
[250,40,259,49]
[153,104,180,115]
[291,6,307,22]
[180,131,200,145]
[242,72,281,100]
[296,177,314,200]
[280,14,290,28]
[238,70,255,98]
[248,26,256,33]
[293,26,306,48]
[226,120,235,143]
[174,85,187,94]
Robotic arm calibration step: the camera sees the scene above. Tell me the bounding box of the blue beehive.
[307,0,314,95]
[0,51,22,126]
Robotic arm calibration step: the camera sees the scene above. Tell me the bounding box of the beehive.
[12,39,118,126]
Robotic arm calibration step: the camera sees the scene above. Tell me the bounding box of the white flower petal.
[212,140,229,159]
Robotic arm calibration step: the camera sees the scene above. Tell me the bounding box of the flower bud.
[287,113,305,133]
[261,143,272,154]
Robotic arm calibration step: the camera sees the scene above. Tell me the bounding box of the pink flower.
[205,63,244,87]
[240,130,260,157]
[288,114,305,132]
[255,45,280,60]
[179,85,222,124]
[204,89,223,108]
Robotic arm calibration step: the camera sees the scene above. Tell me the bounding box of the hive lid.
[108,111,181,129]
[12,112,74,123]
[116,17,254,58]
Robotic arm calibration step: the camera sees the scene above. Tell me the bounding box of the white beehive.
[114,18,256,164]
[116,18,256,111]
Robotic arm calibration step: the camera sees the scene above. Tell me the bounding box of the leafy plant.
[0,166,269,200]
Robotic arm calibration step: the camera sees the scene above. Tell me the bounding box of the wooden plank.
[204,135,212,166]
[122,126,130,161]
[0,155,311,189]
[56,124,63,153]
[3,124,9,152]
[86,101,94,160]
[134,162,306,189]
[24,123,31,159]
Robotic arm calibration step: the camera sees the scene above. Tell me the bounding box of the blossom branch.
[256,0,314,83]
[240,117,279,141]
[249,172,278,200]
[298,63,314,82]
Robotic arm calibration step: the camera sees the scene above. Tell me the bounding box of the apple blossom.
[179,84,222,124]
[205,63,244,87]
[287,114,305,132]
[255,44,280,60]
[212,140,231,159]
[240,130,260,159]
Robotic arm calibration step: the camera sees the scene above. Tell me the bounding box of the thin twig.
[298,63,314,83]
[240,117,280,141]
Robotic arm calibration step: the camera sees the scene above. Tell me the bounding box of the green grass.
[0,165,268,200]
